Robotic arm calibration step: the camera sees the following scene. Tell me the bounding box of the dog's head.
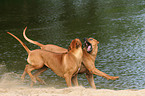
[84,38,99,54]
[68,38,82,51]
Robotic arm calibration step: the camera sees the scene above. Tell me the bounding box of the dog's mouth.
[84,40,92,53]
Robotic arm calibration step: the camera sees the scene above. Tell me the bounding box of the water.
[0,0,145,90]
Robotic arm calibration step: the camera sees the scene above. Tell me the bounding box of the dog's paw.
[21,76,25,81]
[32,77,37,83]
[106,76,119,80]
[111,76,119,80]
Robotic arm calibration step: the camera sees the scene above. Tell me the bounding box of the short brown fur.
[7,28,83,87]
[23,28,119,88]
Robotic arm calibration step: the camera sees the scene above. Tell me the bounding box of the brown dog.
[78,38,119,88]
[23,28,119,88]
[7,29,83,87]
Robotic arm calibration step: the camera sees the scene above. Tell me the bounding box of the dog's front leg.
[91,68,119,80]
[72,74,78,86]
[64,74,72,87]
[86,73,96,89]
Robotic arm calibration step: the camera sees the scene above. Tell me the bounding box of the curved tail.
[7,28,30,54]
[23,26,44,48]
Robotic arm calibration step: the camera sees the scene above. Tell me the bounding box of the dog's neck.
[69,47,83,60]
[91,49,98,57]
[83,48,97,62]
[68,47,83,72]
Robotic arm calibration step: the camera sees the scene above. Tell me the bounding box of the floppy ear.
[76,41,79,48]
[76,40,82,49]
[68,46,71,51]
[68,40,74,51]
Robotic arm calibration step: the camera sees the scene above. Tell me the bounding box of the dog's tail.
[23,26,44,48]
[7,28,31,54]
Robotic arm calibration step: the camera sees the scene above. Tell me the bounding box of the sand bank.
[0,86,145,96]
[0,73,144,96]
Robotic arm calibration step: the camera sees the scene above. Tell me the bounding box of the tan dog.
[7,28,83,87]
[78,38,119,88]
[23,29,119,88]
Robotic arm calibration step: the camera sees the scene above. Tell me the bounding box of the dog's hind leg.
[25,64,37,87]
[33,66,48,85]
[21,67,27,81]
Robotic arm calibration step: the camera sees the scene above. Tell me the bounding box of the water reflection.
[0,0,145,89]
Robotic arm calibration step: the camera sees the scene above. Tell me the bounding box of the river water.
[0,0,145,90]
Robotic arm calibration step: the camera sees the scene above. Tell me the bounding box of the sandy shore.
[0,86,145,96]
[0,73,144,96]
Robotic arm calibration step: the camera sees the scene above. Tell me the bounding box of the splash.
[0,63,7,75]
[0,72,26,88]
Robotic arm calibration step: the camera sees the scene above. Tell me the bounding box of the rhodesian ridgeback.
[78,38,119,88]
[7,28,83,87]
[23,28,119,88]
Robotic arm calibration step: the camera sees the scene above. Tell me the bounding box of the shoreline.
[0,72,144,96]
[0,86,145,96]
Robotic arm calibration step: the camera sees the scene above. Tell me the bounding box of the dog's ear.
[68,40,74,51]
[68,46,71,51]
[76,41,80,48]
[68,39,75,51]
[76,41,82,49]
